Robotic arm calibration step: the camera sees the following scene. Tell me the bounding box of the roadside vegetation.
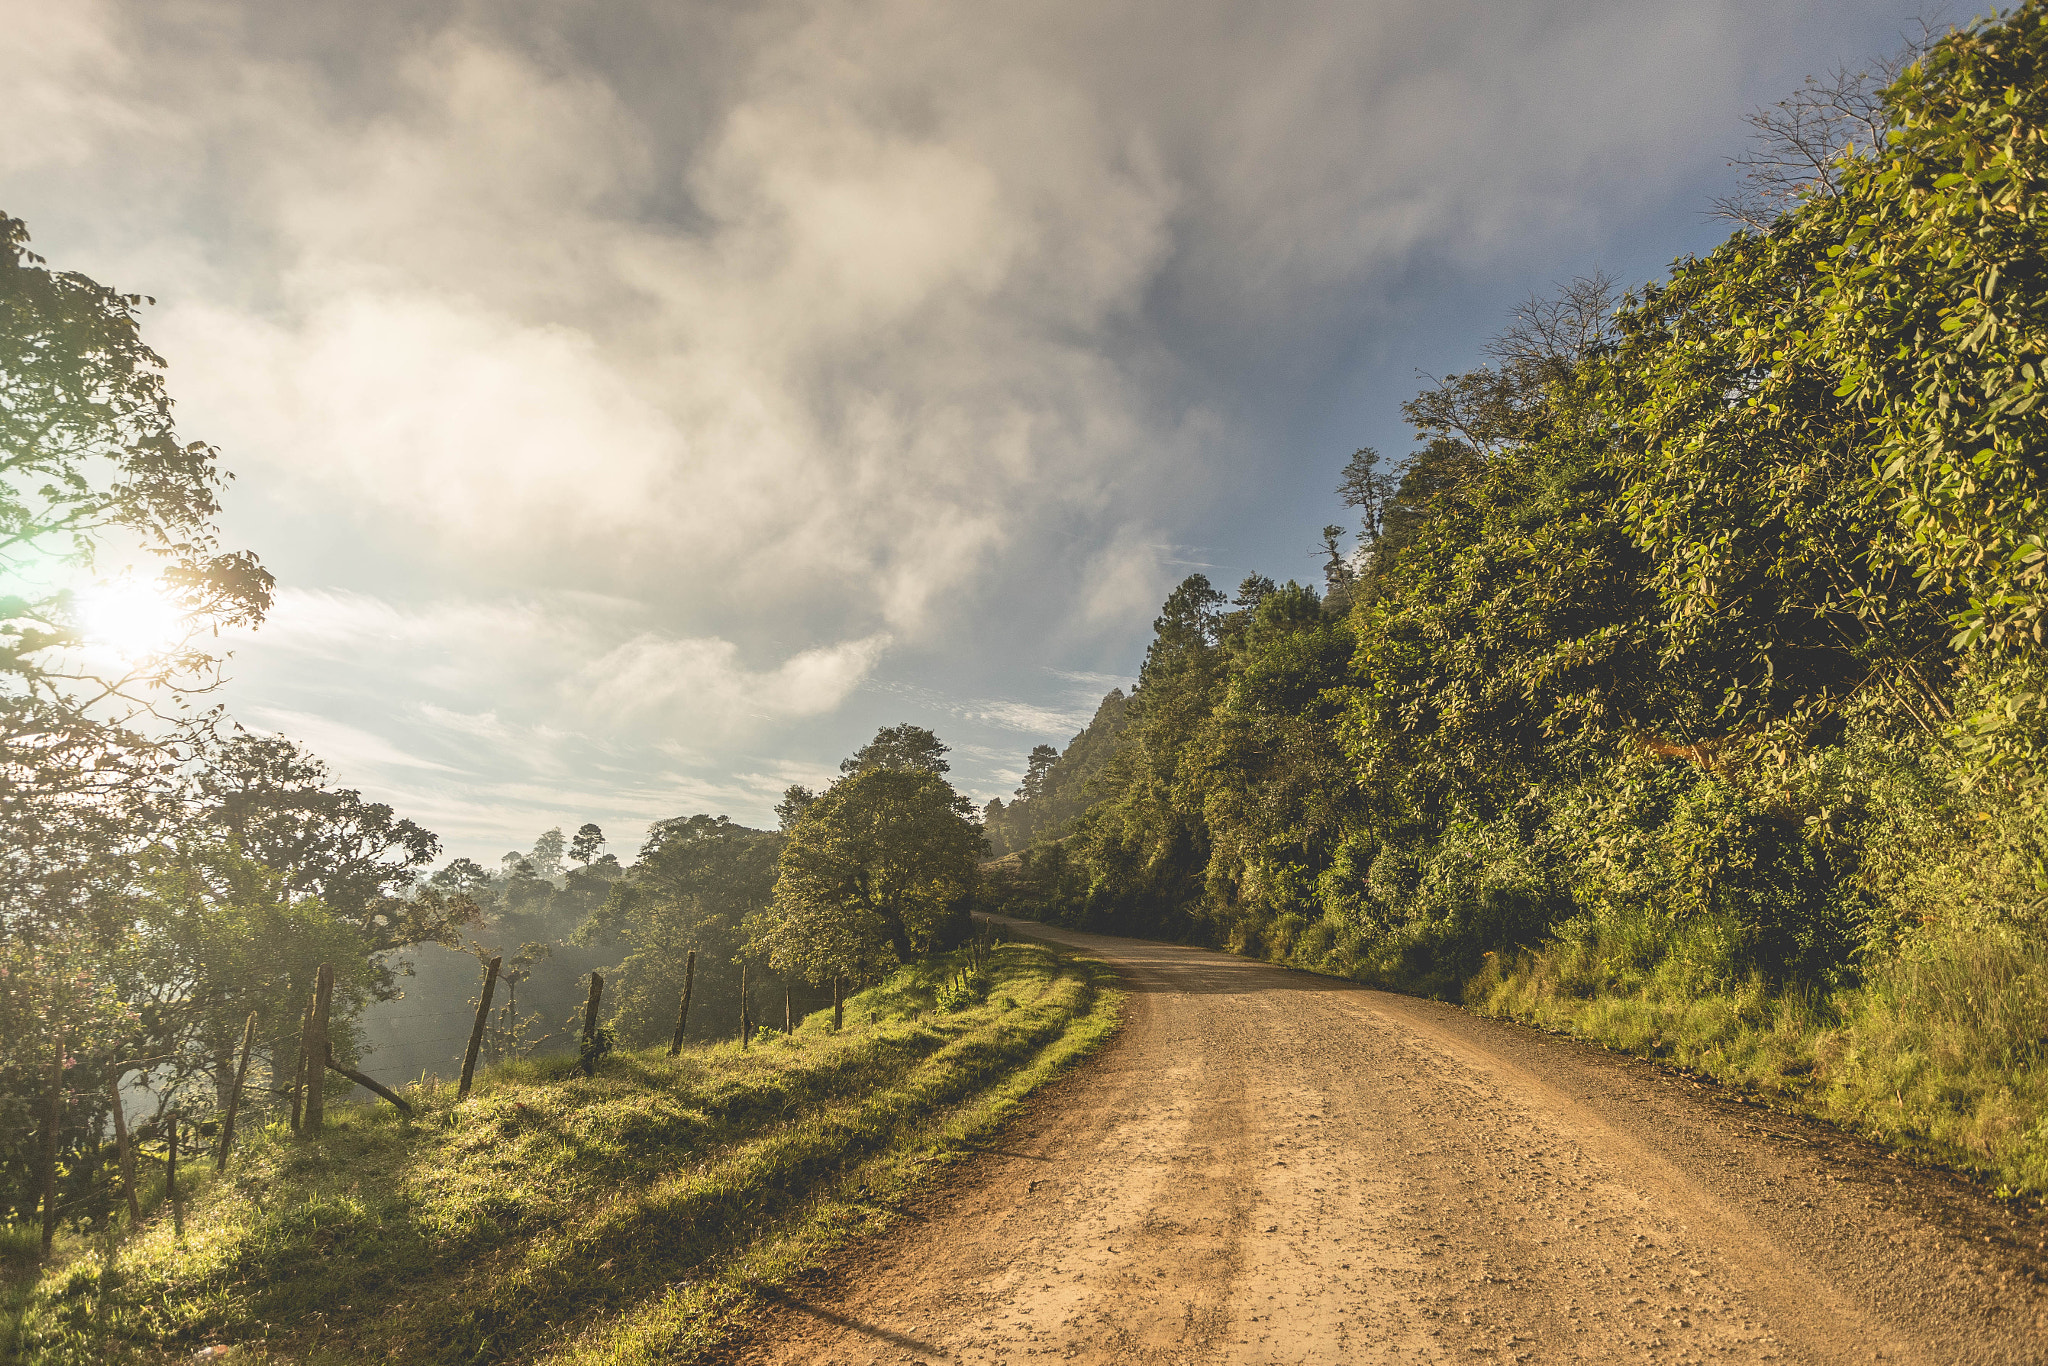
[986,8,2048,1198]
[4,938,1119,1365]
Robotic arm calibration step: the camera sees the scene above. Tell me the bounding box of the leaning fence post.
[580,971,605,1075]
[39,1030,63,1258]
[668,950,696,1056]
[216,1012,258,1173]
[740,963,750,1051]
[110,1070,138,1226]
[458,955,503,1100]
[302,964,334,1134]
[832,975,843,1033]
[324,1052,415,1115]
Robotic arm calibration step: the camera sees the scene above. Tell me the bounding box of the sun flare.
[75,578,188,659]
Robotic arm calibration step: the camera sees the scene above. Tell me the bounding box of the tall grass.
[1463,918,2048,1196]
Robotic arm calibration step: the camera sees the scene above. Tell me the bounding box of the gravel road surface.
[731,920,2048,1365]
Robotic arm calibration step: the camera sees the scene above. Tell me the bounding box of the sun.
[74,578,188,660]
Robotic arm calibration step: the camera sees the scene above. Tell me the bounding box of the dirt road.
[733,921,2048,1365]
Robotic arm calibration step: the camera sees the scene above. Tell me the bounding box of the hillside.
[981,9,2048,1201]
[4,940,1119,1365]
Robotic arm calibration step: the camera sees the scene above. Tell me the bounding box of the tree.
[526,827,566,881]
[1805,6,2048,778]
[983,690,1132,857]
[1317,525,1353,606]
[1337,447,1398,548]
[756,766,983,977]
[569,823,605,866]
[577,814,780,1046]
[1,214,276,1226]
[191,731,471,982]
[775,784,817,832]
[0,212,273,715]
[2,212,275,958]
[841,723,952,777]
[430,857,490,893]
[1018,745,1058,804]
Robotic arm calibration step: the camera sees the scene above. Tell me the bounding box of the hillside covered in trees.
[986,8,2048,1192]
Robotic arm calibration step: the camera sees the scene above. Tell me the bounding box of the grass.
[1462,917,2048,1200]
[3,938,1123,1365]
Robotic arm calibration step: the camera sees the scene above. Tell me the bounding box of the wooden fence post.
[302,964,333,1134]
[39,1031,63,1258]
[110,1070,138,1226]
[832,975,843,1033]
[324,1052,415,1115]
[784,984,792,1035]
[166,1112,182,1239]
[579,971,605,1076]
[216,1012,258,1173]
[289,991,312,1131]
[458,955,503,1100]
[668,950,696,1056]
[740,963,750,1050]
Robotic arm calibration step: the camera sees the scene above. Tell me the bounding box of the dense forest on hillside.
[987,9,2048,1191]
[981,688,1128,856]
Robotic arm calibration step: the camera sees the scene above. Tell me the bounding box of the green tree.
[192,731,473,989]
[756,764,983,977]
[577,815,779,1046]
[1806,5,2048,777]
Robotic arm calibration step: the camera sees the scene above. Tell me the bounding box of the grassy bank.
[4,938,1122,1365]
[1462,918,2048,1198]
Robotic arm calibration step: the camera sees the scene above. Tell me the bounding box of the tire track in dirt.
[728,921,2048,1365]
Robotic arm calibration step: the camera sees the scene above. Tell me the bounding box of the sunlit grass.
[4,940,1123,1365]
[1463,919,2048,1197]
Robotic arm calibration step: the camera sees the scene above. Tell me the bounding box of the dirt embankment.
[730,920,2048,1365]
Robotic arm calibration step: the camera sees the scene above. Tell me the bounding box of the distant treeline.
[980,689,1126,857]
[983,9,2048,1192]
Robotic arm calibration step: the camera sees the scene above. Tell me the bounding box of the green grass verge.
[1461,921,2048,1200]
[1180,898,2048,1201]
[3,939,1124,1365]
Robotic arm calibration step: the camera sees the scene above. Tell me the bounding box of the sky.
[5,0,1932,865]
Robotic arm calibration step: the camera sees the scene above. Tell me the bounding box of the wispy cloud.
[242,708,460,775]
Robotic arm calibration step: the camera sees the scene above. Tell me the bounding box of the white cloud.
[1079,534,1176,631]
[2,0,1911,853]
[961,698,1098,735]
[571,632,889,729]
[247,587,886,738]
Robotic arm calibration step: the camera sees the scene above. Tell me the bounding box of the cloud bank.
[1,0,1916,850]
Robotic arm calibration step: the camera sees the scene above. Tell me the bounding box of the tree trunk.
[302,964,333,1134]
[879,905,915,962]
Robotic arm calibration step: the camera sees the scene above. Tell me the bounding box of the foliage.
[756,760,983,977]
[980,10,2048,1194]
[1807,6,2048,777]
[577,815,780,1048]
[984,689,1130,856]
[0,216,462,1237]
